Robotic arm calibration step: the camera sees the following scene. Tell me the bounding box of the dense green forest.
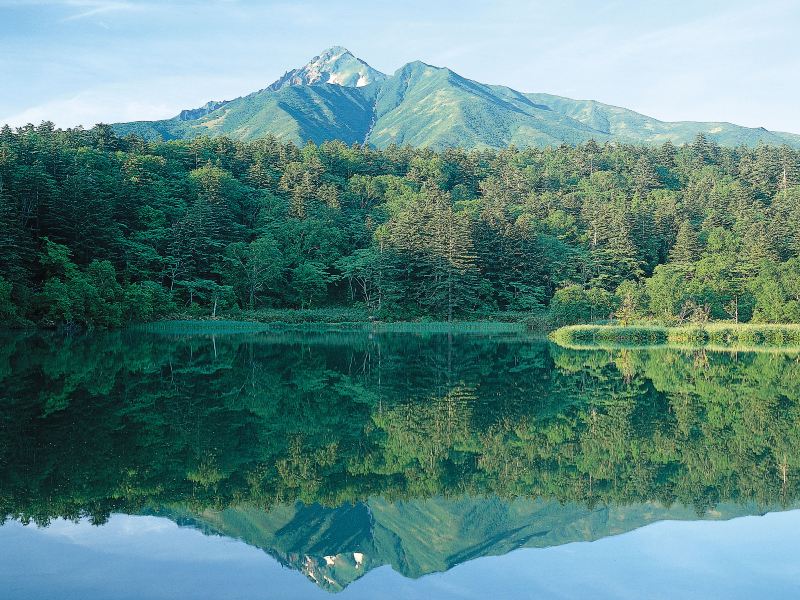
[2,122,800,327]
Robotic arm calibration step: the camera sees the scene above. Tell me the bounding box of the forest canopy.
[2,122,800,327]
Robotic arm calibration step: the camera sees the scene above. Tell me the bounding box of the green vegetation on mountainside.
[526,93,800,147]
[109,48,800,150]
[116,83,377,144]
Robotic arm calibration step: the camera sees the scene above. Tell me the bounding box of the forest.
[1,122,800,327]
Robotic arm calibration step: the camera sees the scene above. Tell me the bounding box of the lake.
[2,329,799,598]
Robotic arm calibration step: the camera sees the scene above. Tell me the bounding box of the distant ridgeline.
[1,331,799,590]
[1,122,800,328]
[111,47,800,149]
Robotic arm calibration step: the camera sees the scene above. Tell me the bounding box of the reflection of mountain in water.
[165,497,777,592]
[2,330,800,591]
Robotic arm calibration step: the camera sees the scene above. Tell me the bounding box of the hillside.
[112,47,800,149]
[526,92,800,147]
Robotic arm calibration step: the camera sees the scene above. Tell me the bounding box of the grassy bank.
[550,323,800,350]
[133,318,529,336]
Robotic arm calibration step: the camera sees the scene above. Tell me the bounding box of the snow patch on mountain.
[268,46,386,91]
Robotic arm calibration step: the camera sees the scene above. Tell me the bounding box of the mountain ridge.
[112,47,800,149]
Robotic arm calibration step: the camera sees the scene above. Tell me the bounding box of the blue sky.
[1,0,799,132]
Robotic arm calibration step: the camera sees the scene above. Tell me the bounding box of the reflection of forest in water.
[4,330,800,589]
[3,330,799,522]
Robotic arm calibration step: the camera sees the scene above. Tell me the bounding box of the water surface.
[1,330,799,597]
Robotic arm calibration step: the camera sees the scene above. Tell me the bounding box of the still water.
[1,330,799,598]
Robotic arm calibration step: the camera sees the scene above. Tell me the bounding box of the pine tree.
[690,133,717,166]
[658,140,677,169]
[0,179,35,290]
[747,144,781,199]
[669,221,701,265]
[632,154,660,197]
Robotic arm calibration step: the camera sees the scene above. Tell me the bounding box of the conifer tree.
[632,155,660,197]
[669,221,701,265]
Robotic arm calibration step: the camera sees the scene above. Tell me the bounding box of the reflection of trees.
[2,331,800,524]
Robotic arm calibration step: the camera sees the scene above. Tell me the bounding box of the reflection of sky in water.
[2,511,799,600]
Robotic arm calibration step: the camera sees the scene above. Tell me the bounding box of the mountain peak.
[319,45,350,58]
[268,46,386,91]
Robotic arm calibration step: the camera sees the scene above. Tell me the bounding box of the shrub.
[548,285,616,326]
[124,282,177,322]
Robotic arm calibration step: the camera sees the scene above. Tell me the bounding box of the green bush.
[124,282,177,322]
[39,257,123,329]
[548,285,616,326]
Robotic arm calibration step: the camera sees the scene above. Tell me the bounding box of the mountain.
[161,497,780,593]
[367,61,603,147]
[113,47,800,149]
[525,92,800,147]
[267,46,386,91]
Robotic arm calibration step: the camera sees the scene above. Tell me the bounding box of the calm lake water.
[2,330,800,598]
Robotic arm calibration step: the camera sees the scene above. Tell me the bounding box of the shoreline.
[550,323,800,351]
[129,319,534,335]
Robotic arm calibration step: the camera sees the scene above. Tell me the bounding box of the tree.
[0,276,17,323]
[336,248,382,313]
[549,284,615,325]
[38,240,123,328]
[123,281,176,322]
[750,259,800,323]
[614,280,644,325]
[1,127,799,327]
[208,283,236,317]
[223,235,283,309]
[645,264,690,321]
[669,221,701,266]
[632,154,660,197]
[291,262,329,309]
[690,133,717,166]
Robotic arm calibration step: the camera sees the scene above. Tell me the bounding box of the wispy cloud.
[0,0,150,20]
[61,0,141,21]
[0,75,257,128]
[0,90,174,127]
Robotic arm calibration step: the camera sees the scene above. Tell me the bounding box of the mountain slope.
[368,62,607,148]
[116,83,378,144]
[112,47,800,149]
[527,92,800,147]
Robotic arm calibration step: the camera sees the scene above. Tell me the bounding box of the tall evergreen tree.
[669,221,701,265]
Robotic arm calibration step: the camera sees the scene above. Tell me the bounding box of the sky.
[1,0,799,133]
